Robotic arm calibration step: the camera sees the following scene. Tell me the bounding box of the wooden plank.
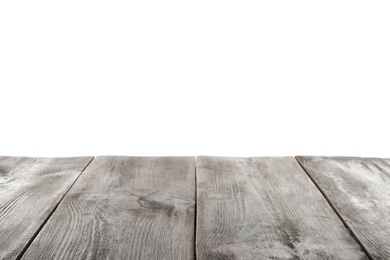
[0,156,93,260]
[22,156,195,260]
[296,156,390,259]
[196,156,367,259]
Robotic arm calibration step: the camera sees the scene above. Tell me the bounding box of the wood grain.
[22,156,195,260]
[297,156,390,259]
[0,156,93,260]
[196,156,367,259]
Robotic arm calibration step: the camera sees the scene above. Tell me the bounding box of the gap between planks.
[194,157,198,260]
[294,156,373,260]
[15,157,95,260]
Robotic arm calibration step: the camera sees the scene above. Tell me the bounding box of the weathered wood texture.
[23,156,195,260]
[297,156,390,260]
[196,156,367,259]
[0,156,93,260]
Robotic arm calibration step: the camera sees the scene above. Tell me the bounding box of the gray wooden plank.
[196,156,367,260]
[22,156,195,260]
[0,156,93,260]
[296,156,390,260]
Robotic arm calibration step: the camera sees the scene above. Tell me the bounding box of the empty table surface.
[1,155,389,259]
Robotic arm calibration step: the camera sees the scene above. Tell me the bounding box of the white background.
[1,1,389,157]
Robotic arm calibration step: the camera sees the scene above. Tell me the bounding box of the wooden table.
[1,156,389,259]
